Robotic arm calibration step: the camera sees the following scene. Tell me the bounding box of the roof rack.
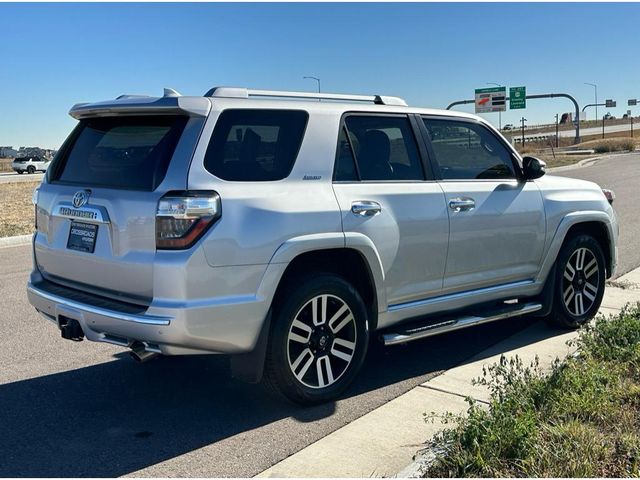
[203,87,408,107]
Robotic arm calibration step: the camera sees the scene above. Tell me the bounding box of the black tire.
[16,170,23,174]
[263,274,369,405]
[546,234,606,329]
[27,166,35,174]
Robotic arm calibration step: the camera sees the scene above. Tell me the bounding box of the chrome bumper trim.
[27,283,172,326]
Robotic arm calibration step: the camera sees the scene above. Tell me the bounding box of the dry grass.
[0,181,38,237]
[0,158,13,173]
[574,137,637,153]
[514,133,638,168]
[424,306,640,478]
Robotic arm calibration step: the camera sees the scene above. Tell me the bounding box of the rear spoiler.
[69,96,211,119]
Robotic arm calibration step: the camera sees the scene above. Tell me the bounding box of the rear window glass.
[51,115,188,191]
[203,109,308,181]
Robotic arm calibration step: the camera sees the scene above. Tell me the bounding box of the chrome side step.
[381,302,542,346]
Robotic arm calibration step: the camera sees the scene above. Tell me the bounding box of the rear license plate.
[67,221,98,253]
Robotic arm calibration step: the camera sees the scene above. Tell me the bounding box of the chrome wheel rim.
[562,247,600,317]
[286,294,357,389]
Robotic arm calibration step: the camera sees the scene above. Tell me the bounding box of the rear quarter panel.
[186,101,344,267]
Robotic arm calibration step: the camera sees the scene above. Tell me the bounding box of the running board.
[381,302,542,346]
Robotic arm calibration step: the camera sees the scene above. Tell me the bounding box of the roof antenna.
[163,88,182,97]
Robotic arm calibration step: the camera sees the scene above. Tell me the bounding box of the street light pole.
[487,82,503,130]
[303,76,321,94]
[585,82,598,122]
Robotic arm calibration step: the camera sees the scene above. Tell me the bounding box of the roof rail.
[204,87,408,107]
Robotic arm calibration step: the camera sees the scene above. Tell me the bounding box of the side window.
[337,115,424,181]
[423,118,517,180]
[203,109,308,181]
[334,126,358,181]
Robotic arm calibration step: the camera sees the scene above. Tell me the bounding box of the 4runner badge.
[72,190,91,208]
[303,175,321,181]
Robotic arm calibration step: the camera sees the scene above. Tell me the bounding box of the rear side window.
[203,109,308,181]
[51,115,188,191]
[336,115,424,181]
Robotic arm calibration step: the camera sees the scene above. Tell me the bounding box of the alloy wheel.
[286,294,357,389]
[562,247,600,317]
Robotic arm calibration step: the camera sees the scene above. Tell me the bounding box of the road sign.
[605,99,616,108]
[475,87,506,114]
[629,99,637,106]
[509,86,526,110]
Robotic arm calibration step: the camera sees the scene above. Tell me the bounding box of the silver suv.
[12,156,51,174]
[27,87,618,404]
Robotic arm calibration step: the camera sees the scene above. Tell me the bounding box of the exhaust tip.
[129,342,159,363]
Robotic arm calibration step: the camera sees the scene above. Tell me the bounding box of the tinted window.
[52,115,188,191]
[334,126,358,181]
[423,118,516,180]
[204,109,308,181]
[341,116,424,181]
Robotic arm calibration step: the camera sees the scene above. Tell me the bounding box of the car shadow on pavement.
[0,315,568,477]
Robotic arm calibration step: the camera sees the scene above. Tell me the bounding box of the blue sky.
[1,2,639,148]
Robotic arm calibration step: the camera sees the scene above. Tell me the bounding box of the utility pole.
[585,82,598,121]
[486,82,503,130]
[520,117,527,146]
[555,113,559,148]
[602,115,605,139]
[632,116,634,138]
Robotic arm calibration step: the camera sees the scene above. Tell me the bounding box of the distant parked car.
[12,156,50,174]
[502,124,515,130]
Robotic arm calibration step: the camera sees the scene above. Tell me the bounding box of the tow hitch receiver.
[59,316,85,341]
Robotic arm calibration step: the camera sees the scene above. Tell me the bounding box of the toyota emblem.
[72,190,91,208]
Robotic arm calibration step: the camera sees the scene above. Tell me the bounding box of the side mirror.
[522,156,546,180]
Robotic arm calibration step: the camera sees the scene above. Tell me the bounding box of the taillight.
[156,191,221,249]
[602,188,615,205]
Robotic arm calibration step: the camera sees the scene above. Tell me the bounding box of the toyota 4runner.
[27,87,618,404]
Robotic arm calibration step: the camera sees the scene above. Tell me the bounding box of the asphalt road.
[0,171,44,184]
[554,152,640,277]
[0,152,637,477]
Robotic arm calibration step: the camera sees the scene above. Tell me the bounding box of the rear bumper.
[27,272,274,355]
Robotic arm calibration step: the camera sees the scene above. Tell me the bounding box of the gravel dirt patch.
[0,181,38,237]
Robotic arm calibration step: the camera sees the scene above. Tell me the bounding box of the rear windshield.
[203,109,308,181]
[51,115,188,191]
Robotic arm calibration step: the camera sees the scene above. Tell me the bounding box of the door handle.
[351,201,382,217]
[449,197,475,212]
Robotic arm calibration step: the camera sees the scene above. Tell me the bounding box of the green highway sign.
[509,86,526,110]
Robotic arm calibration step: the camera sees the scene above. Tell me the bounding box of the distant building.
[0,146,19,158]
[16,147,56,160]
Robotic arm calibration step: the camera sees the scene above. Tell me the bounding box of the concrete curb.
[0,234,32,249]
[547,151,636,173]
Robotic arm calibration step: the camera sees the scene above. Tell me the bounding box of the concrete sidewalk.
[257,268,640,478]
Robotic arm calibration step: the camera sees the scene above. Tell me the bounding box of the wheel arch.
[231,233,385,384]
[537,211,616,284]
[270,246,382,331]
